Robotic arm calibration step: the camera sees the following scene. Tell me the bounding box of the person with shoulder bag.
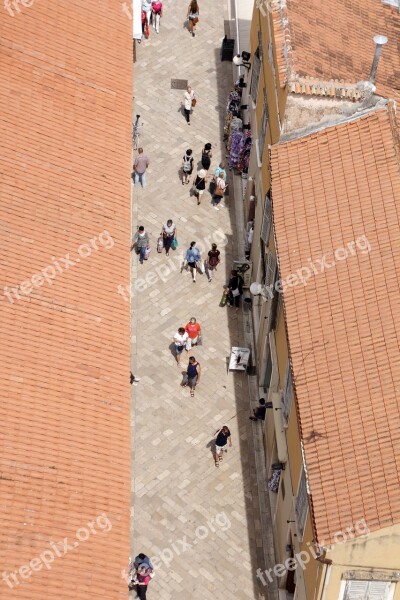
[183,241,201,282]
[131,226,150,265]
[212,175,228,210]
[160,219,176,256]
[183,86,196,125]
[187,0,199,36]
[228,269,244,309]
[173,327,189,366]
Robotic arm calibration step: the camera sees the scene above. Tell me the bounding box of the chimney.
[369,35,388,84]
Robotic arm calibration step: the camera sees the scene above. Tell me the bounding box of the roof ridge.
[275,100,389,145]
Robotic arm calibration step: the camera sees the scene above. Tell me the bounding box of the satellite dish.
[250,282,263,296]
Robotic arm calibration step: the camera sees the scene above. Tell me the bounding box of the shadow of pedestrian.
[206,438,217,464]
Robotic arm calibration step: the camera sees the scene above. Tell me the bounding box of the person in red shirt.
[185,317,201,348]
[134,565,152,599]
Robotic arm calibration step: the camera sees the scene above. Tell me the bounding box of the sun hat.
[198,169,206,178]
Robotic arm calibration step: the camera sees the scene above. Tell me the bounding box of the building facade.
[242,1,400,599]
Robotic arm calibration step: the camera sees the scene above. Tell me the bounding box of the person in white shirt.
[173,327,190,365]
[183,85,195,125]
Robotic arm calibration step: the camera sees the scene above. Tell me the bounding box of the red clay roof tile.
[0,0,132,597]
[271,105,400,545]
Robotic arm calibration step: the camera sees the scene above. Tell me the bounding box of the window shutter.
[368,582,392,600]
[282,364,293,422]
[250,50,261,103]
[261,194,272,244]
[344,580,391,600]
[259,99,269,157]
[265,249,276,288]
[295,469,308,539]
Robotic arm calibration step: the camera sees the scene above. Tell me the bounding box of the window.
[265,249,276,288]
[263,351,272,393]
[343,581,393,600]
[295,468,308,539]
[260,192,272,244]
[259,97,269,158]
[250,47,261,103]
[282,363,293,423]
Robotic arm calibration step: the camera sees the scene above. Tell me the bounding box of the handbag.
[157,237,163,253]
[144,246,151,260]
[192,17,199,24]
[231,288,240,297]
[191,98,197,107]
[197,259,205,274]
[172,238,178,249]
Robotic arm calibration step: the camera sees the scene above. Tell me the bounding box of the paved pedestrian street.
[129,1,267,598]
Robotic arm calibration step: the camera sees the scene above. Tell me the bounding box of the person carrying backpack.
[182,149,193,184]
[206,243,220,282]
[201,142,212,171]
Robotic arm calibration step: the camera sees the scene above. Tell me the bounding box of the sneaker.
[214,206,219,211]
[219,203,225,208]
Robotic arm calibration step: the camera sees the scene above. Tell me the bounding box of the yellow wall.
[324,525,400,600]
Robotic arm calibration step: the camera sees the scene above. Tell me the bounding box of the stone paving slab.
[129,1,267,598]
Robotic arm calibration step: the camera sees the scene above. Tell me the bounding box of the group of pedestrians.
[181,143,228,209]
[130,3,245,590]
[141,0,163,39]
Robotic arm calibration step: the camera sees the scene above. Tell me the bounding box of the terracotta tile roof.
[0,1,132,597]
[271,0,400,101]
[271,105,400,545]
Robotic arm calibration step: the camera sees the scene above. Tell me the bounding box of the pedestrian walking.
[182,149,194,184]
[151,0,162,33]
[212,175,227,210]
[249,398,267,422]
[183,241,201,282]
[185,317,201,347]
[228,269,244,309]
[141,0,152,37]
[214,162,227,182]
[186,0,199,36]
[131,226,150,264]
[128,554,154,596]
[214,425,232,467]
[160,219,177,256]
[173,327,189,365]
[206,243,220,281]
[133,148,149,188]
[183,356,201,397]
[183,85,196,125]
[193,168,207,205]
[201,143,212,171]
